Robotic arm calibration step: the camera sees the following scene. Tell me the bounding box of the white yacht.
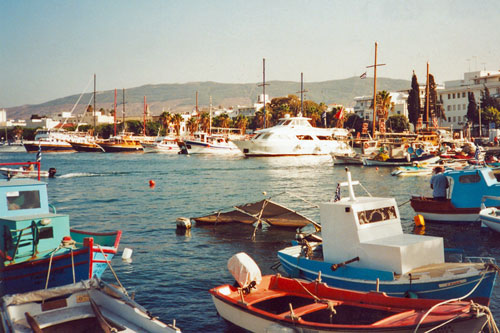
[232,115,355,157]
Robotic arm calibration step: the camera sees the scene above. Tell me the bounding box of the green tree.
[376,90,393,123]
[199,112,210,133]
[480,85,500,111]
[386,115,409,132]
[481,106,500,128]
[407,72,421,130]
[159,111,172,134]
[234,115,248,134]
[423,74,438,124]
[186,117,198,135]
[172,113,184,136]
[466,91,478,124]
[344,113,363,134]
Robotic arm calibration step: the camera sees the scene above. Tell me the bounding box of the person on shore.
[430,166,448,201]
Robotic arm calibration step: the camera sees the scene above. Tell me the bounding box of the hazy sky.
[1,0,499,108]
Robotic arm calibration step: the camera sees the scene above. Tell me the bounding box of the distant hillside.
[6,77,410,120]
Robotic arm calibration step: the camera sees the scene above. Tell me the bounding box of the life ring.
[407,147,415,154]
[453,132,459,139]
[416,148,424,157]
[364,142,369,149]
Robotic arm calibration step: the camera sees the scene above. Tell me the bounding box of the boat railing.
[0,161,41,180]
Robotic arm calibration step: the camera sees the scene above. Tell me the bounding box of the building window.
[458,105,461,111]
[448,117,451,122]
[448,94,451,99]
[463,104,466,109]
[453,93,456,98]
[453,105,456,111]
[462,92,466,98]
[458,116,461,122]
[453,116,456,122]
[447,105,451,111]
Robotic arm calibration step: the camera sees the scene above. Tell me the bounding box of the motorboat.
[0,167,56,179]
[0,141,26,153]
[183,132,241,154]
[23,130,75,153]
[0,177,121,295]
[232,115,355,157]
[391,160,468,177]
[68,135,104,152]
[410,167,500,222]
[0,277,181,332]
[278,168,498,305]
[210,253,492,333]
[477,196,500,233]
[145,136,181,154]
[97,135,144,153]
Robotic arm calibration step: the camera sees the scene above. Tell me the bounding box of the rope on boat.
[413,271,491,333]
[292,278,337,321]
[470,302,500,333]
[97,245,129,297]
[44,240,76,298]
[398,199,411,207]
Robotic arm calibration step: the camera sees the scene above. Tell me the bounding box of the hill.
[5,77,410,120]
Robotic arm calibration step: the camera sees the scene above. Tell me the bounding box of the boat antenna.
[93,73,96,134]
[258,58,269,128]
[366,42,386,136]
[209,96,212,134]
[122,88,126,134]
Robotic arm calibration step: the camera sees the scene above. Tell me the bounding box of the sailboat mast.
[93,74,96,133]
[372,43,377,135]
[263,59,266,128]
[426,62,430,130]
[122,88,126,133]
[113,89,117,136]
[209,96,212,134]
[143,96,147,136]
[300,72,304,116]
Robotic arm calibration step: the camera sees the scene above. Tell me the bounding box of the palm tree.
[172,113,184,136]
[186,117,198,135]
[376,90,394,123]
[199,112,210,133]
[234,115,248,135]
[219,113,230,128]
[159,111,172,135]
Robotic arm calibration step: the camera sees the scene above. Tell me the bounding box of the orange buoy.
[375,167,379,171]
[414,214,425,227]
[149,180,156,188]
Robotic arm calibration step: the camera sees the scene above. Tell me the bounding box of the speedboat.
[232,114,355,157]
[410,167,500,222]
[278,168,497,305]
[183,132,241,154]
[1,277,181,332]
[0,167,56,179]
[478,196,500,233]
[0,178,121,295]
[211,253,492,333]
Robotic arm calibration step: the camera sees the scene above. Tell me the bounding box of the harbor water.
[2,152,500,331]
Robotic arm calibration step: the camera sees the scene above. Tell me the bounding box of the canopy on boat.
[193,199,320,231]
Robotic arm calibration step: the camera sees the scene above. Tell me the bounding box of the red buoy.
[149,180,156,188]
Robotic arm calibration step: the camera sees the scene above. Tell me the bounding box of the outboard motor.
[48,167,57,178]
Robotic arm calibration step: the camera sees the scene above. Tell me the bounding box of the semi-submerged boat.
[0,178,121,295]
[410,167,500,222]
[1,277,181,333]
[278,169,498,305]
[232,115,355,157]
[210,253,493,333]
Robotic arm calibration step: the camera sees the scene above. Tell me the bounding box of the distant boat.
[68,135,104,152]
[144,136,181,154]
[211,253,491,333]
[183,132,241,154]
[232,115,354,157]
[0,140,26,153]
[98,135,144,153]
[23,129,75,153]
[1,277,181,332]
[0,166,56,179]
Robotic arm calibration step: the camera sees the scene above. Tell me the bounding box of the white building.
[232,94,270,119]
[353,91,410,122]
[439,70,500,129]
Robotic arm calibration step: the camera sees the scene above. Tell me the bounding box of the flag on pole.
[359,72,367,79]
[333,183,341,202]
[334,107,344,119]
[36,142,42,163]
[474,145,480,160]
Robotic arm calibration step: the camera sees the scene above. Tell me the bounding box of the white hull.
[233,139,353,157]
[479,207,500,232]
[417,211,480,222]
[0,168,51,178]
[0,145,26,153]
[184,141,241,155]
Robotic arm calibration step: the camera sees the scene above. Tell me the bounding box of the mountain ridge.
[5,76,410,120]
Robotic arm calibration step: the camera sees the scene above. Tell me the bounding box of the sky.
[1,0,499,108]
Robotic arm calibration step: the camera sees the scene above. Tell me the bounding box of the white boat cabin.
[320,171,444,275]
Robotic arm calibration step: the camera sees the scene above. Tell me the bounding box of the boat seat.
[282,302,331,318]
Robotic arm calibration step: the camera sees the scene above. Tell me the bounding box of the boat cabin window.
[6,190,41,210]
[261,133,272,140]
[317,135,333,141]
[357,206,397,225]
[296,135,313,140]
[486,170,497,182]
[458,174,481,184]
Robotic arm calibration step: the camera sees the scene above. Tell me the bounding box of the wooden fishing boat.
[210,253,492,333]
[1,278,181,332]
[0,178,121,295]
[410,167,500,222]
[479,196,500,233]
[98,135,144,153]
[278,168,498,305]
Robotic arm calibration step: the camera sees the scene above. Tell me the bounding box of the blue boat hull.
[0,248,91,296]
[278,248,497,305]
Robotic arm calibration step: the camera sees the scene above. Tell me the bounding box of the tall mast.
[209,96,212,134]
[143,96,147,136]
[93,73,96,133]
[425,62,430,130]
[113,89,117,136]
[366,42,385,135]
[196,91,199,114]
[258,58,269,128]
[296,72,307,116]
[122,88,126,133]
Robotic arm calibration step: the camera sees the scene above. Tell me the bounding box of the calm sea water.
[1,151,500,331]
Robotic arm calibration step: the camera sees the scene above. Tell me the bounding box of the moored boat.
[211,253,492,333]
[183,132,241,154]
[1,277,181,332]
[23,130,75,153]
[145,136,181,153]
[232,115,354,157]
[98,135,144,153]
[278,168,498,304]
[0,177,121,295]
[410,167,500,222]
